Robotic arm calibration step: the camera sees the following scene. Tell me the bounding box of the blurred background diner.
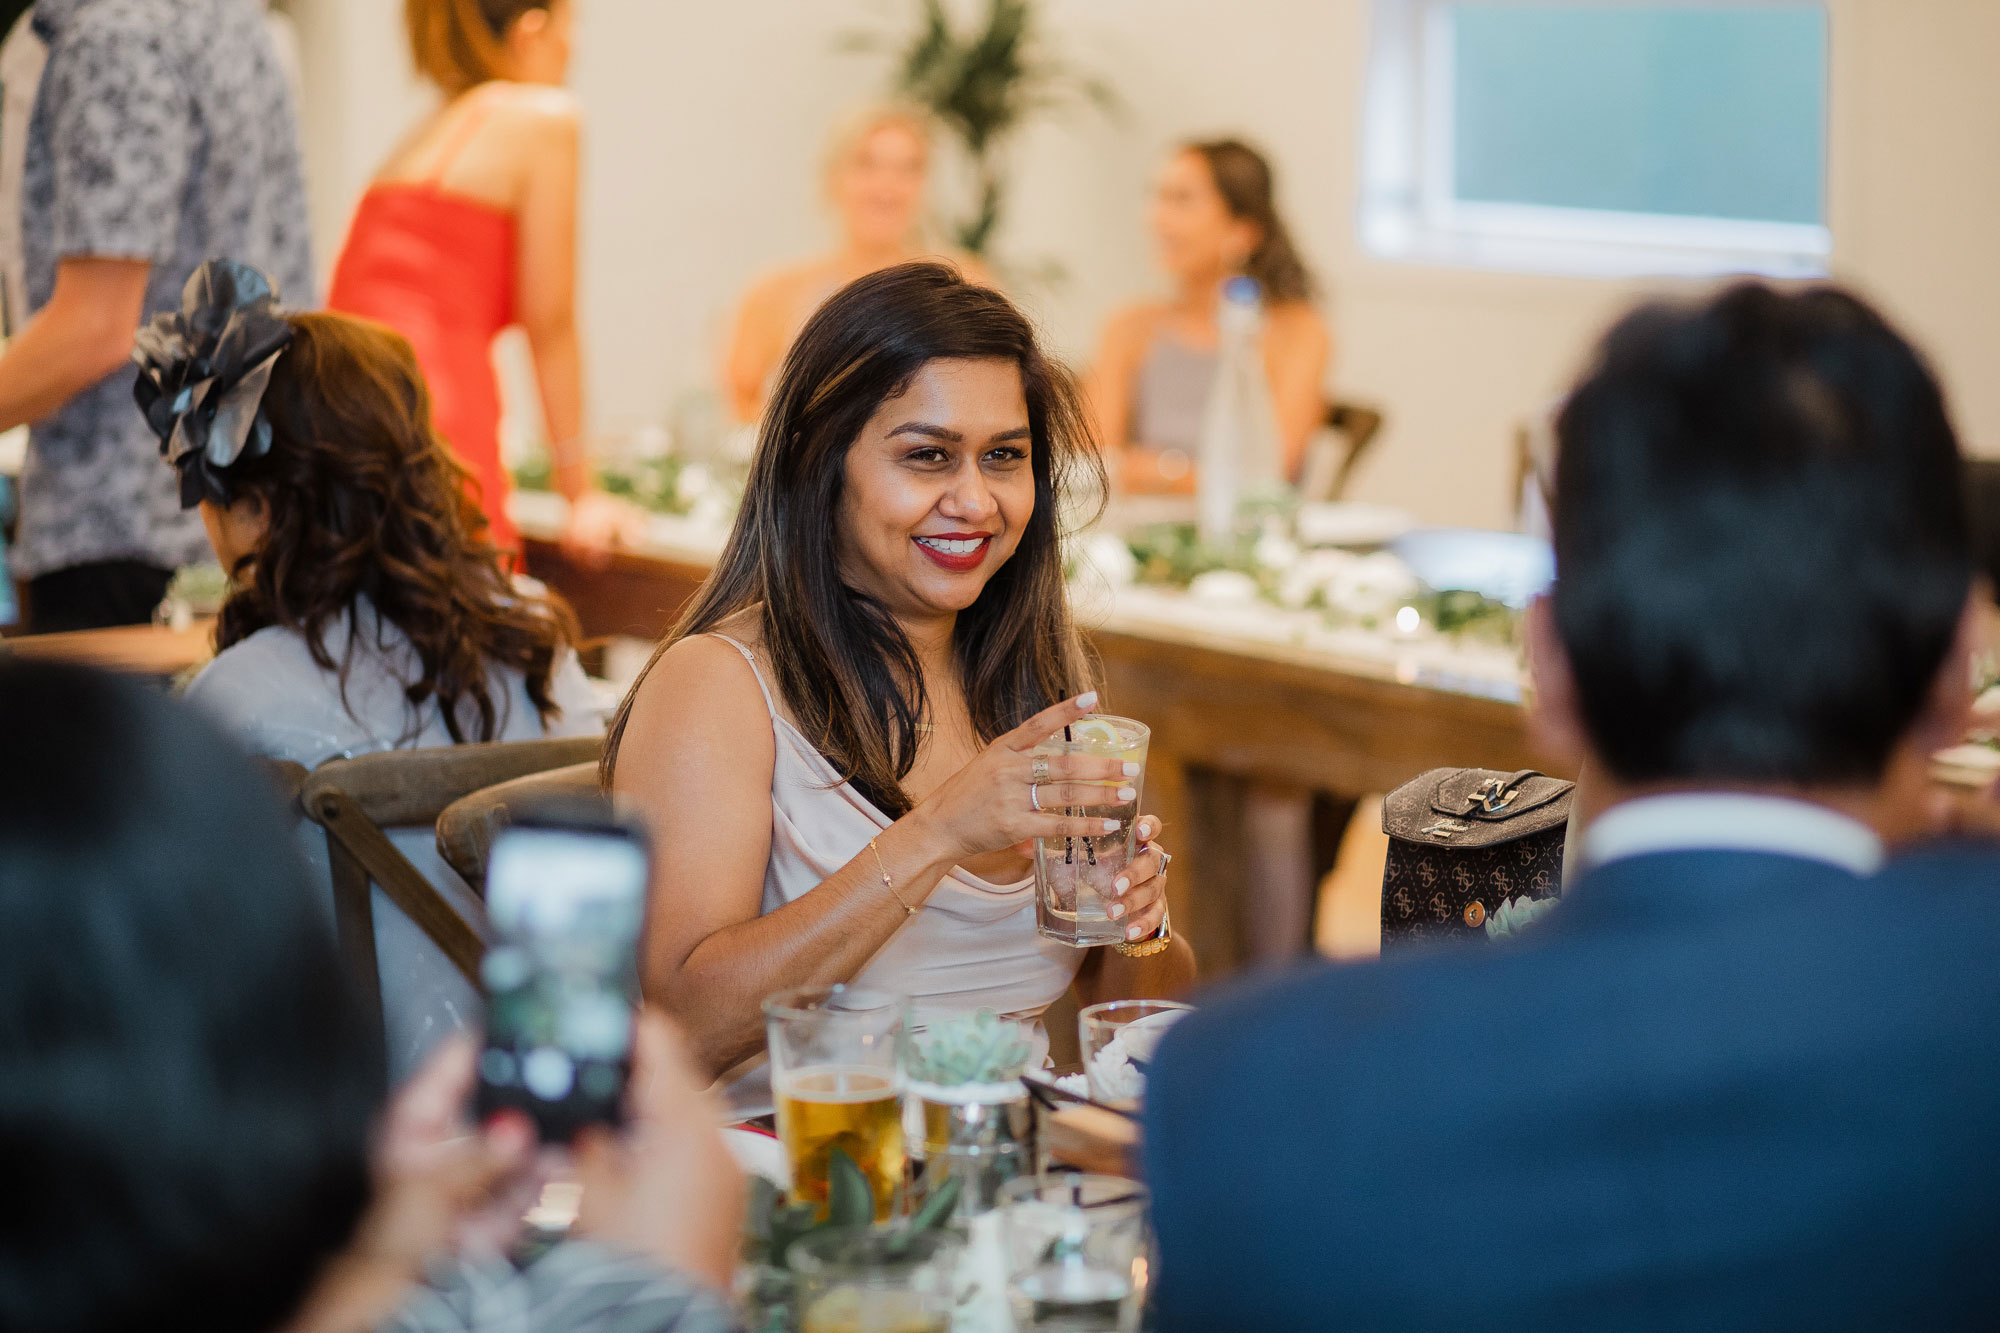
[8,0,2000,1327]
[723,105,994,426]
[1086,138,1331,497]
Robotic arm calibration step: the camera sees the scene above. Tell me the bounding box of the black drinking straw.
[1060,723,1098,867]
[1064,723,1075,864]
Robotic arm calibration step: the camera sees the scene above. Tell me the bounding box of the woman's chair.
[1298,400,1386,501]
[435,760,606,893]
[296,736,603,1034]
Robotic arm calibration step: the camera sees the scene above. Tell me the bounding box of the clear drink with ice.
[1032,715,1150,947]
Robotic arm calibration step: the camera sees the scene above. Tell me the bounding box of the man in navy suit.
[1144,284,2000,1331]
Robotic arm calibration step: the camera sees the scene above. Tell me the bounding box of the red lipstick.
[912,533,992,572]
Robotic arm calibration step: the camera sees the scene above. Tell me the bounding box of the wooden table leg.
[1242,781,1317,964]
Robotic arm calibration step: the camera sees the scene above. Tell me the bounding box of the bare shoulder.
[740,260,824,316]
[1266,300,1331,344]
[485,81,583,128]
[613,629,774,786]
[1099,302,1165,358]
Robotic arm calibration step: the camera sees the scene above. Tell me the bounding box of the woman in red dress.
[329,0,631,559]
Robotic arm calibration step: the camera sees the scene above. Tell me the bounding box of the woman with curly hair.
[139,260,602,1078]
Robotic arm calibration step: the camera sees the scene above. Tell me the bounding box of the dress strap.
[708,634,780,718]
[422,97,495,187]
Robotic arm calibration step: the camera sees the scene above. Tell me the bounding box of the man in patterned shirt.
[5,0,312,632]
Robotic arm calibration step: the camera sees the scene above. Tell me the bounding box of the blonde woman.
[723,107,993,424]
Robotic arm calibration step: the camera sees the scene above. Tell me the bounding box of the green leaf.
[768,1202,824,1268]
[827,1147,877,1228]
[907,1174,964,1235]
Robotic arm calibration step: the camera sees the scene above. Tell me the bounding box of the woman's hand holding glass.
[908,691,1172,940]
[1108,812,1170,942]
[909,692,1126,855]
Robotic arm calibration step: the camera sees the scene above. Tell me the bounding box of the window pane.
[1450,3,1828,225]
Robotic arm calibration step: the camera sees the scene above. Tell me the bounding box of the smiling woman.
[605,263,1195,1113]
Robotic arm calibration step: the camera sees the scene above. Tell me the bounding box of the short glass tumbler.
[1032,715,1151,947]
[1078,999,1193,1109]
[791,1227,964,1333]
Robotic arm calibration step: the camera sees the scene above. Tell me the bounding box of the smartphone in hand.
[475,812,649,1142]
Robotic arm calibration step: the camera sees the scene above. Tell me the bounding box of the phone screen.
[476,823,648,1140]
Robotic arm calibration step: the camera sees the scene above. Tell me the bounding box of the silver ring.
[1031,754,1051,783]
[1029,782,1043,812]
[1155,847,1173,871]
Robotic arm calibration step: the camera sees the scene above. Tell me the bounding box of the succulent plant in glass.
[904,1011,1037,1218]
[906,1009,1035,1087]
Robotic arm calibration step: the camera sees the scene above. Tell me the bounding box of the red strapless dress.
[328,183,521,554]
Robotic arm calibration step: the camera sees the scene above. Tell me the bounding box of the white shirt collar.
[1579,792,1885,878]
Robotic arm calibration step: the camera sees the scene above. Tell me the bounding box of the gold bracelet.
[869,838,917,917]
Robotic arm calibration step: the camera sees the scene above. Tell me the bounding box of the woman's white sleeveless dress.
[710,635,1080,1117]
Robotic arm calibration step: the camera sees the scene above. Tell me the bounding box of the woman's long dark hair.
[213,313,578,743]
[603,262,1104,816]
[1189,138,1316,304]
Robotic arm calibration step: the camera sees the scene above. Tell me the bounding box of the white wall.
[287,0,2000,530]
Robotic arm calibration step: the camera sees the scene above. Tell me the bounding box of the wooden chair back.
[436,760,607,893]
[296,735,604,1034]
[1299,400,1387,501]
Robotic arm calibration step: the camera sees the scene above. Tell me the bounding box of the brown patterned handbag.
[1380,768,1575,948]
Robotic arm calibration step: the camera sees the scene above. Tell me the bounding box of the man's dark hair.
[1553,282,1972,786]
[0,662,384,1332]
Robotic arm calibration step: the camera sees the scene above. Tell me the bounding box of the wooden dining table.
[516,512,1570,981]
[4,618,214,678]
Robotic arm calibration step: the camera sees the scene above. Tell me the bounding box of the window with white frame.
[1360,1,1831,278]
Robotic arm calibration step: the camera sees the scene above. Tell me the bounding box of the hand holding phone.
[475,815,649,1142]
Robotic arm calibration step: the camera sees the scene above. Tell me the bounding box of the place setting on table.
[733,989,1184,1333]
[726,715,1188,1333]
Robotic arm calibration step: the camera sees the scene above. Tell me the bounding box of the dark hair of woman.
[1189,138,1315,304]
[0,660,382,1333]
[602,261,1105,815]
[407,0,549,93]
[213,312,578,744]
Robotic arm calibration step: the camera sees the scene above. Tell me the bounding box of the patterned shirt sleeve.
[381,1242,741,1333]
[42,17,191,263]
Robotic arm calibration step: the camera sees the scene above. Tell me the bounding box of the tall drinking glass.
[1033,715,1151,947]
[764,984,906,1221]
[999,1173,1151,1331]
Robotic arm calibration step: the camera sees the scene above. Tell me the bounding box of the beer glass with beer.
[764,984,907,1221]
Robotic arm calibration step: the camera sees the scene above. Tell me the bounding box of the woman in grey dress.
[1087,138,1333,495]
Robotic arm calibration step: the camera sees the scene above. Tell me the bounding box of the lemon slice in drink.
[1069,718,1128,755]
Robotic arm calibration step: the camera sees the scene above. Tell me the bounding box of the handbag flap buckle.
[1471,776,1519,815]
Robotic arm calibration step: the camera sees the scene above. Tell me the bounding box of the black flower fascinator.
[133,259,297,510]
